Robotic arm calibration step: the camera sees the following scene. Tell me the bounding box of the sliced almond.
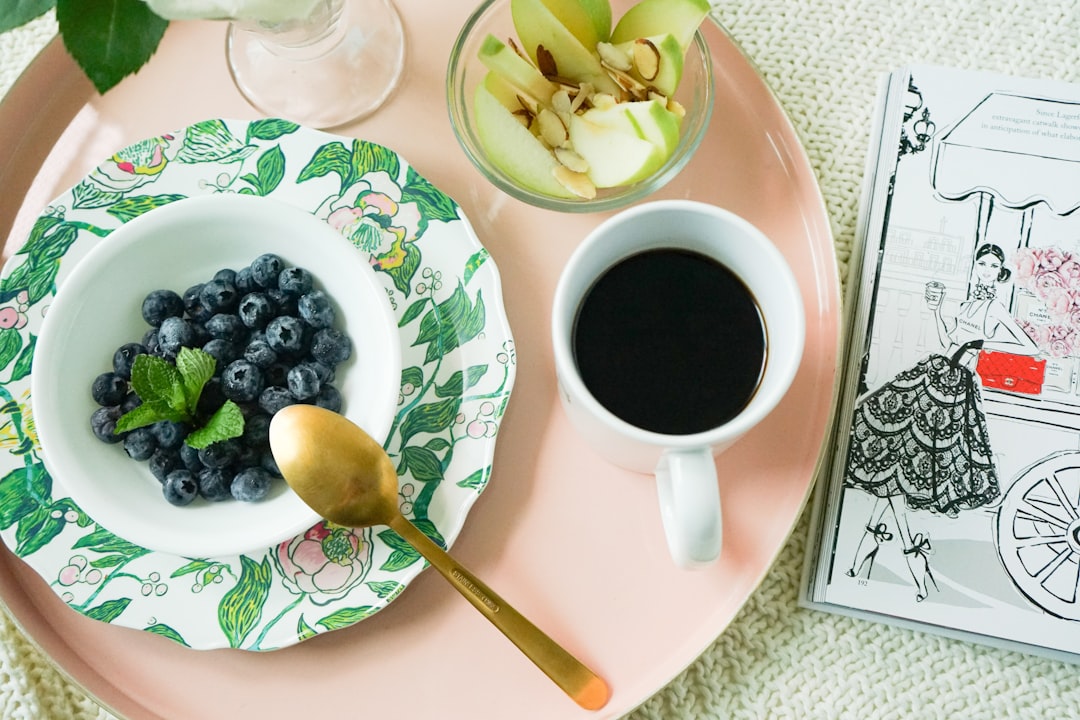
[537,108,569,147]
[597,41,632,72]
[511,109,533,128]
[508,37,530,63]
[633,38,661,82]
[535,44,557,77]
[553,166,597,199]
[647,90,668,105]
[570,81,593,112]
[551,89,573,115]
[554,146,590,173]
[667,98,686,119]
[590,92,618,110]
[516,93,539,116]
[604,63,648,98]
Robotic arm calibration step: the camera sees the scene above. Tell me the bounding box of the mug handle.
[655,449,723,568]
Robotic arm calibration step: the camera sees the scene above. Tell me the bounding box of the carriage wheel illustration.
[996,451,1080,620]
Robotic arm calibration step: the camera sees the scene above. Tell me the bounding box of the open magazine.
[801,64,1080,662]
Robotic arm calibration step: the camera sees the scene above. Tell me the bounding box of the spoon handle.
[388,514,610,710]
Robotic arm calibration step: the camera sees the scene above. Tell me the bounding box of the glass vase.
[226,0,405,128]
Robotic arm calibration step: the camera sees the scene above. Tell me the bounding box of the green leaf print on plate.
[0,118,516,651]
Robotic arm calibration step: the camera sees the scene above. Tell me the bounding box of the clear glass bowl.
[446,0,714,213]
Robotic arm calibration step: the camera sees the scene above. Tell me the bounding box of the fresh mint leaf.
[130,354,187,418]
[0,0,56,33]
[115,403,167,434]
[56,0,169,95]
[175,347,215,414]
[185,400,244,449]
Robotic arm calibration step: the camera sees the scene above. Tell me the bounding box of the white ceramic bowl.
[32,194,402,558]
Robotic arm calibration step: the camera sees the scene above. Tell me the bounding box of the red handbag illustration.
[975,350,1046,395]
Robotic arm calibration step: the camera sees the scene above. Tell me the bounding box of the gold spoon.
[269,404,610,711]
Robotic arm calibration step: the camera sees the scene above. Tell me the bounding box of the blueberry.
[198,439,239,469]
[250,254,285,288]
[222,360,264,402]
[235,266,257,295]
[121,391,142,412]
[243,339,277,369]
[213,268,237,286]
[90,406,124,444]
[197,467,232,502]
[311,328,352,365]
[183,284,212,323]
[314,384,343,413]
[298,290,336,329]
[206,313,246,340]
[123,427,156,461]
[201,280,240,315]
[149,449,181,483]
[142,328,160,355]
[203,338,240,366]
[197,378,226,417]
[151,420,187,451]
[259,386,297,415]
[163,469,198,506]
[231,467,272,502]
[141,289,184,327]
[267,288,298,317]
[238,293,274,329]
[277,267,313,296]
[180,442,204,473]
[263,361,291,387]
[287,364,321,400]
[92,372,128,406]
[112,342,146,379]
[298,360,334,384]
[265,316,305,355]
[158,317,195,357]
[260,449,281,477]
[242,413,272,446]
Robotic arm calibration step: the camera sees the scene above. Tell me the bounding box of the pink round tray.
[0,5,840,718]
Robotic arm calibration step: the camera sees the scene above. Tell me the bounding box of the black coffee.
[572,248,766,435]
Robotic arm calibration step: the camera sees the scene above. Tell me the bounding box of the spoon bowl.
[269,404,610,710]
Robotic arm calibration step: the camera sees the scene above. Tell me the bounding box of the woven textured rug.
[4,2,1080,718]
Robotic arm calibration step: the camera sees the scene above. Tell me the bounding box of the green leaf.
[0,221,79,304]
[297,615,318,641]
[176,120,256,165]
[457,467,490,491]
[9,334,36,382]
[0,0,56,34]
[400,166,460,231]
[252,145,286,195]
[400,445,444,483]
[351,140,400,181]
[85,598,132,623]
[398,298,429,327]
[0,464,48,529]
[315,606,377,631]
[297,141,353,190]
[15,503,66,556]
[71,180,123,209]
[412,284,486,364]
[463,249,490,286]
[245,119,300,142]
[435,365,488,398]
[144,623,190,647]
[72,524,148,556]
[366,580,403,600]
[56,0,169,95]
[399,397,460,446]
[175,346,215,412]
[115,403,167,433]
[171,559,216,578]
[219,555,272,649]
[400,366,424,390]
[0,329,23,374]
[379,240,420,296]
[378,529,421,572]
[105,194,186,223]
[185,400,244,449]
[130,354,187,418]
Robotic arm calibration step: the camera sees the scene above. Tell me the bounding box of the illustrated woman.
[842,243,1038,601]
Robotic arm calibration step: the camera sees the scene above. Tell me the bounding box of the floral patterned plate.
[0,118,516,651]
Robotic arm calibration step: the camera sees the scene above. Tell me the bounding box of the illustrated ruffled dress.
[843,297,1001,516]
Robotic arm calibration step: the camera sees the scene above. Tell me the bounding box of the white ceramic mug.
[551,200,805,568]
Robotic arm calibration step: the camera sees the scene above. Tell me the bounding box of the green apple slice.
[535,0,612,47]
[580,98,681,155]
[613,33,683,97]
[610,0,711,50]
[510,0,622,95]
[478,34,559,106]
[474,82,576,199]
[568,112,665,187]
